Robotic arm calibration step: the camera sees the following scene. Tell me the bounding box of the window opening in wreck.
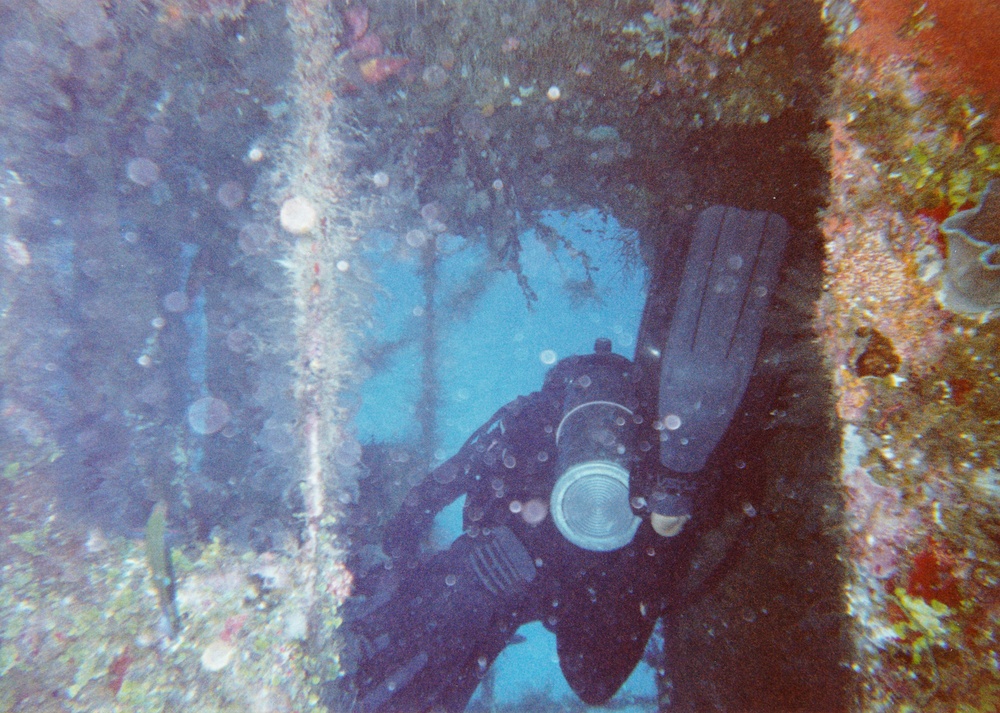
[336,1,844,711]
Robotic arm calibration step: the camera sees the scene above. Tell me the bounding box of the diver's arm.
[382,396,533,559]
[382,447,473,560]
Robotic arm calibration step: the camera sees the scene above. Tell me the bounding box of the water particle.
[521,498,548,525]
[127,157,160,187]
[445,574,457,586]
[337,260,350,272]
[216,181,245,209]
[422,64,448,89]
[539,349,557,365]
[238,223,274,255]
[664,414,682,430]
[187,396,231,435]
[4,237,31,267]
[547,85,561,101]
[372,171,390,188]
[405,229,429,248]
[280,196,318,234]
[163,291,188,313]
[201,640,235,671]
[509,500,523,514]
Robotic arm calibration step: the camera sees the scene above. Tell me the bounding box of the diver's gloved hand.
[647,474,695,537]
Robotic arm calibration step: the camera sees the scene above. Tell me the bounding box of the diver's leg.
[345,526,536,713]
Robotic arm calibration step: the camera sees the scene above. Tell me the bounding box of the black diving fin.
[656,205,788,474]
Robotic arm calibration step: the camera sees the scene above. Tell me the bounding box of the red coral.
[905,537,962,609]
[849,0,1000,139]
[220,613,249,643]
[107,648,132,696]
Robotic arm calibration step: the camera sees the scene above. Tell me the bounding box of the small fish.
[145,501,181,638]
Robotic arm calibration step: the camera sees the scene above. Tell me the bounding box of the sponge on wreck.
[939,179,1000,316]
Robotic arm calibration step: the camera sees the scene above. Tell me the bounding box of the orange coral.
[849,0,1000,139]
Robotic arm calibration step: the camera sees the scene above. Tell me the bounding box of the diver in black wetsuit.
[336,205,789,713]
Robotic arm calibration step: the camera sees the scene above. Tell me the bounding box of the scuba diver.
[337,205,789,712]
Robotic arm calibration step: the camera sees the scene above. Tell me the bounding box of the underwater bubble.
[521,499,548,525]
[536,450,549,462]
[187,396,231,436]
[225,327,253,353]
[405,229,429,248]
[539,349,557,365]
[503,454,516,469]
[445,574,457,587]
[713,275,738,294]
[336,260,350,272]
[163,291,188,313]
[216,180,245,209]
[546,85,561,101]
[664,414,682,431]
[127,157,160,187]
[492,179,504,191]
[65,5,109,48]
[540,174,555,188]
[433,462,459,484]
[509,500,523,514]
[420,201,446,224]
[754,284,768,298]
[577,375,592,388]
[371,171,390,188]
[533,133,551,150]
[238,223,274,255]
[257,420,295,454]
[280,196,318,234]
[335,437,363,467]
[422,64,448,89]
[742,502,757,518]
[727,254,744,271]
